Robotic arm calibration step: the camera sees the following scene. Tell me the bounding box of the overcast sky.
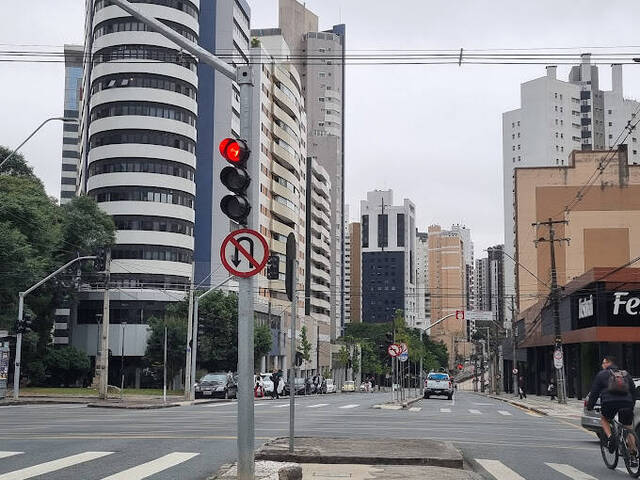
[2,0,640,257]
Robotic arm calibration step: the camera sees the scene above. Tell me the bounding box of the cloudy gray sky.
[2,0,640,257]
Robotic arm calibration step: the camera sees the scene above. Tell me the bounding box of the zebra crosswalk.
[476,459,608,480]
[0,451,199,480]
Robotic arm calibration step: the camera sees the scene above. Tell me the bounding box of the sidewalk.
[479,391,584,418]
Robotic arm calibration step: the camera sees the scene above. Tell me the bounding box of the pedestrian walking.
[548,377,557,401]
[518,375,527,399]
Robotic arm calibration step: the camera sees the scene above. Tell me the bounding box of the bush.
[42,346,91,387]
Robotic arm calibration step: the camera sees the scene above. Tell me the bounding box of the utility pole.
[533,218,570,404]
[510,296,518,396]
[184,268,194,399]
[98,248,111,400]
[288,254,297,453]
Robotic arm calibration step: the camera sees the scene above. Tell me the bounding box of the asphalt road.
[0,390,628,479]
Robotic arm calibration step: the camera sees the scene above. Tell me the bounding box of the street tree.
[145,314,188,390]
[298,325,312,374]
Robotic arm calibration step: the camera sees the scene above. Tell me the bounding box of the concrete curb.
[402,396,423,409]
[209,461,302,480]
[87,402,181,410]
[0,399,92,406]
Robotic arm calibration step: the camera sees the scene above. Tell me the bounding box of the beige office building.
[428,225,471,366]
[515,146,640,313]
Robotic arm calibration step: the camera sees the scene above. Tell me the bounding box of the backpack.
[607,369,631,395]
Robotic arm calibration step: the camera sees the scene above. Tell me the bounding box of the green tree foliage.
[342,309,450,380]
[145,313,188,388]
[254,323,273,368]
[147,291,273,382]
[42,346,91,387]
[298,325,312,365]
[0,148,115,384]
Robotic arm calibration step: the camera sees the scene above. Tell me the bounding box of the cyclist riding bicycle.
[587,355,637,456]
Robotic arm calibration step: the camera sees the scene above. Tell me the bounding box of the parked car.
[342,380,356,392]
[259,373,275,394]
[423,372,454,400]
[324,379,337,394]
[195,372,237,399]
[283,377,306,396]
[582,378,640,436]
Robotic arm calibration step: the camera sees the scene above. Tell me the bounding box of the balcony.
[580,105,591,113]
[581,117,592,126]
[580,90,591,100]
[581,129,592,139]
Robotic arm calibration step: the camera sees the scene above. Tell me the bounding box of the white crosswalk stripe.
[440,408,451,413]
[476,459,526,480]
[306,403,329,408]
[0,451,113,480]
[409,407,422,412]
[339,404,359,409]
[273,403,290,408]
[0,453,23,460]
[545,463,597,479]
[101,452,199,480]
[497,410,512,416]
[468,409,482,414]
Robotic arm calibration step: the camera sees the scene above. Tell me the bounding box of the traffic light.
[266,254,280,280]
[285,233,296,301]
[16,313,33,334]
[94,248,106,272]
[219,137,251,224]
[295,351,303,367]
[385,331,394,343]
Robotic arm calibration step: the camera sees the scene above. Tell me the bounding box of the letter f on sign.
[614,292,629,315]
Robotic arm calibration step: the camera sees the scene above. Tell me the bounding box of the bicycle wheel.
[600,431,619,469]
[623,429,640,477]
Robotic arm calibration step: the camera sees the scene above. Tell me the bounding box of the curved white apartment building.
[74,0,199,356]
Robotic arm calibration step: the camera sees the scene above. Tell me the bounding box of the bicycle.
[600,415,640,477]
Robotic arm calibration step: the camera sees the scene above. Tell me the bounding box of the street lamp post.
[0,117,78,170]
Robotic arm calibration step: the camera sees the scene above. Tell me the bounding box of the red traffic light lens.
[219,138,249,165]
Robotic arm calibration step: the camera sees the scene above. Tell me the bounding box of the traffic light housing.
[219,138,251,224]
[266,254,280,280]
[16,313,33,334]
[295,351,303,367]
[94,248,106,272]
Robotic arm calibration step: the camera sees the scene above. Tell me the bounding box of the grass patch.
[20,387,183,397]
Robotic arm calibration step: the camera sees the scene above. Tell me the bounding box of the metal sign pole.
[237,67,255,480]
[289,261,297,453]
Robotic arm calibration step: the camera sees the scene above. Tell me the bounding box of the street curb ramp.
[255,437,464,469]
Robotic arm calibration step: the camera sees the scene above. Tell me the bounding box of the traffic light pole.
[98,249,111,399]
[13,255,96,399]
[289,260,297,453]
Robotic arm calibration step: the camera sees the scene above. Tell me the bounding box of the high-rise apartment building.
[416,231,430,330]
[360,190,417,326]
[72,0,203,369]
[59,45,84,204]
[278,0,346,340]
[343,205,351,324]
[347,221,362,324]
[474,246,505,324]
[428,224,471,366]
[194,0,251,288]
[503,55,639,324]
[474,257,490,312]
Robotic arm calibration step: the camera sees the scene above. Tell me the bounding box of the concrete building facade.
[278,0,346,340]
[347,221,362,324]
[60,44,84,204]
[504,57,640,328]
[360,190,417,326]
[416,231,430,330]
[428,224,470,366]
[514,147,640,314]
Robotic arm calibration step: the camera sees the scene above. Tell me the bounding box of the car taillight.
[584,399,587,408]
[449,382,452,388]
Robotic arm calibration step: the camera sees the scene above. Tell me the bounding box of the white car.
[259,373,275,393]
[342,380,355,392]
[424,372,454,400]
[324,379,337,393]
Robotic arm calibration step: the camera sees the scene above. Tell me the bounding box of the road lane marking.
[101,452,199,480]
[339,404,359,409]
[545,463,597,479]
[306,404,329,408]
[497,410,512,416]
[0,451,113,480]
[0,453,23,459]
[468,409,482,414]
[203,402,235,408]
[273,404,290,408]
[473,403,494,406]
[476,459,526,480]
[440,408,451,413]
[409,407,422,412]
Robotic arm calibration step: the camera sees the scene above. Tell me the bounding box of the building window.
[397,214,405,247]
[362,215,369,248]
[378,214,388,248]
[608,109,612,114]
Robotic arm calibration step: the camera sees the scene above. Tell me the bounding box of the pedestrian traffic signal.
[219,138,251,224]
[266,254,280,280]
[16,313,33,334]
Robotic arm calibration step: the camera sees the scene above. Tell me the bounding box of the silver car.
[581,378,640,435]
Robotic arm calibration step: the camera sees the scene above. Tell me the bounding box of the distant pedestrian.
[518,376,527,399]
[548,378,557,401]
